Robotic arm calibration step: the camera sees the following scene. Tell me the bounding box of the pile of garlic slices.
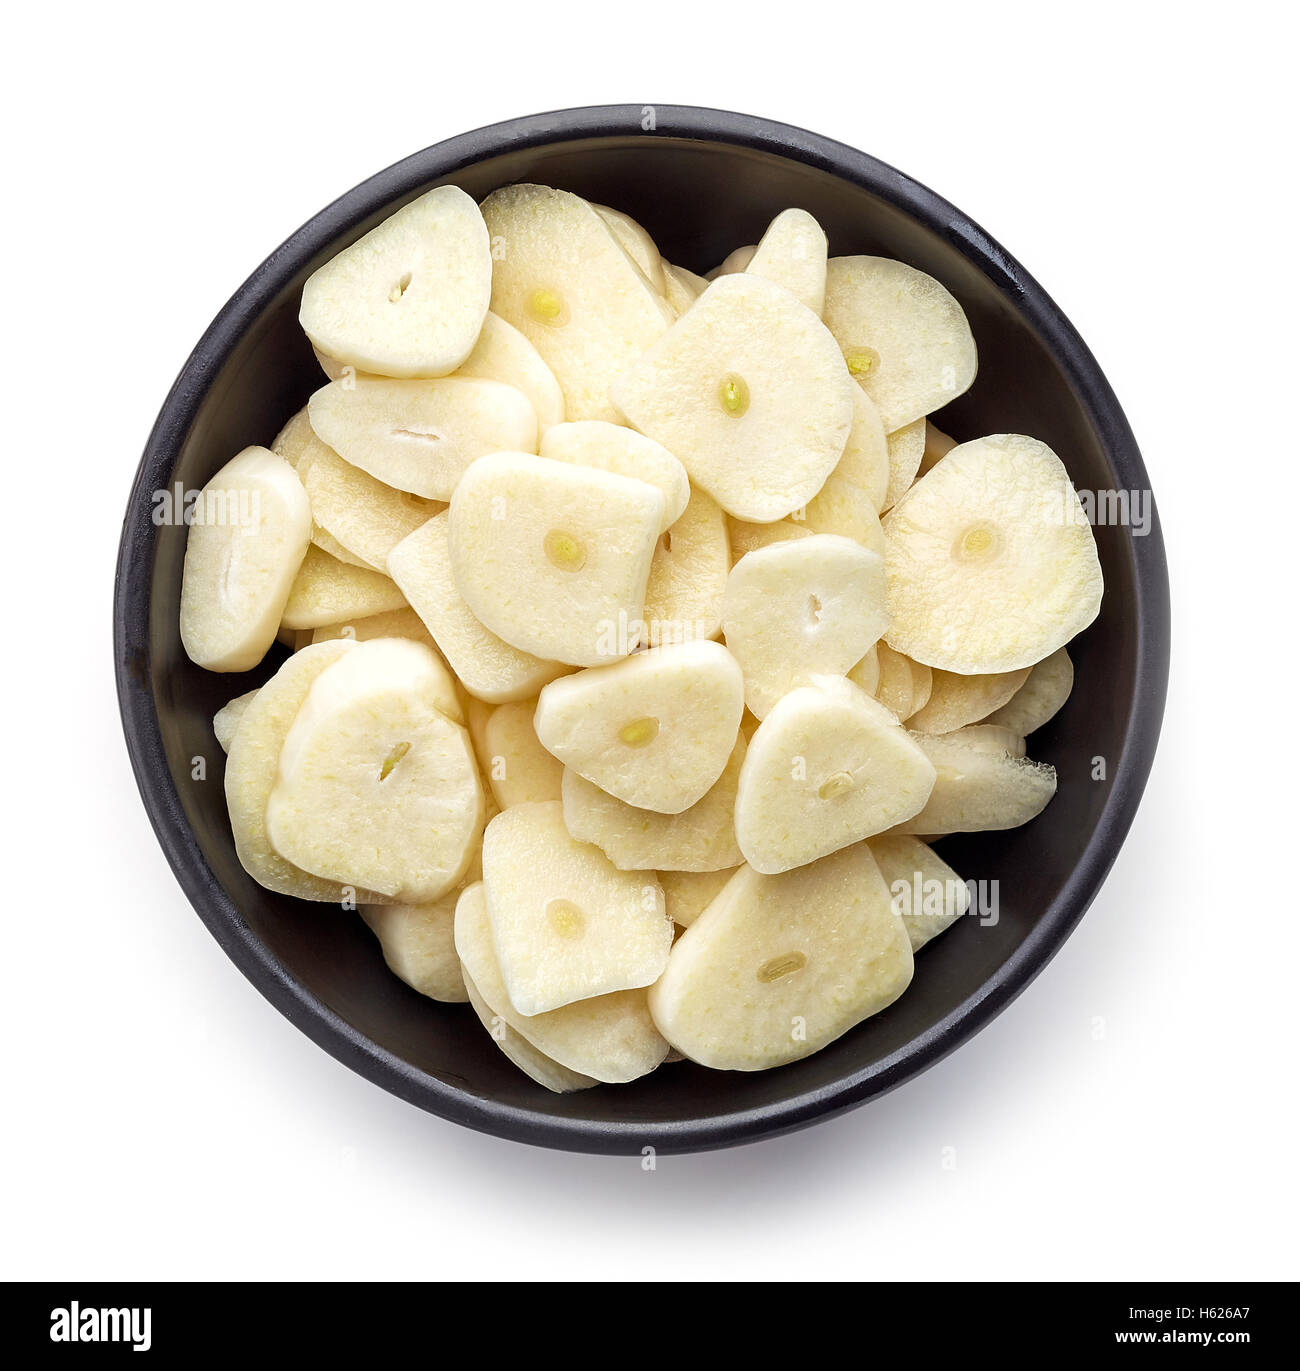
[181,183,1103,1087]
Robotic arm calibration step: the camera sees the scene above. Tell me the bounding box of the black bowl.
[114,106,1169,1154]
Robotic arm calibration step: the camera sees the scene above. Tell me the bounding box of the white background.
[4,2,1295,1282]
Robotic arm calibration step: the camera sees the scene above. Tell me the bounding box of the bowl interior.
[129,124,1155,1150]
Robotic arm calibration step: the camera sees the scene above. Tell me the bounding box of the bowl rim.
[114,104,1171,1155]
